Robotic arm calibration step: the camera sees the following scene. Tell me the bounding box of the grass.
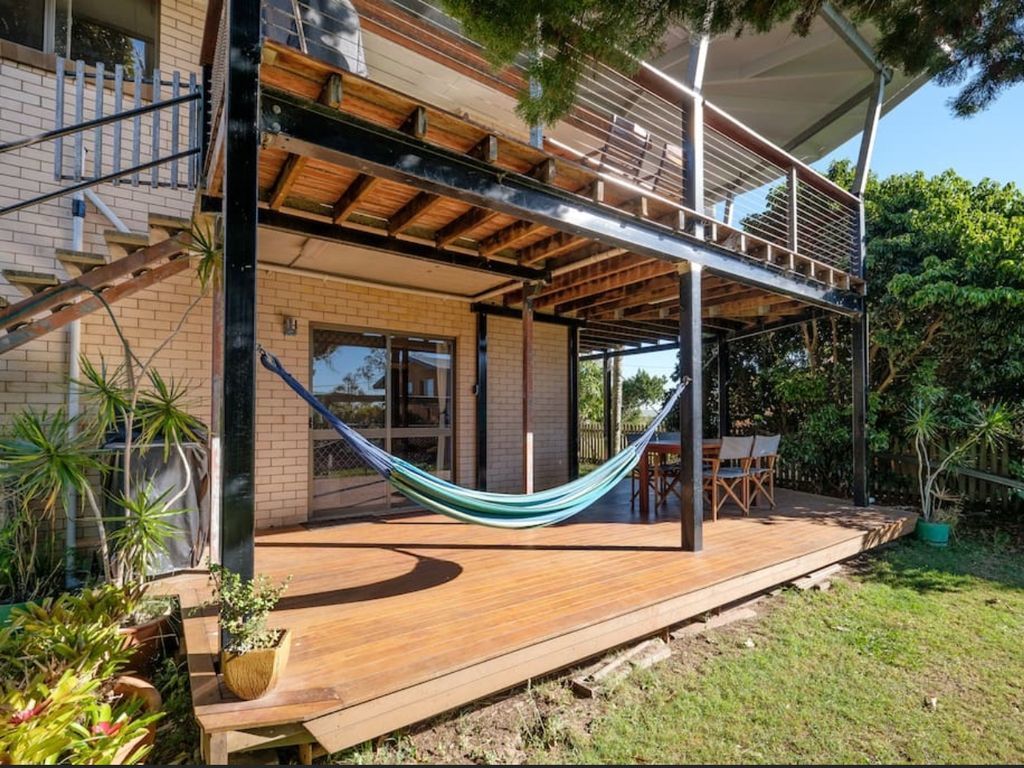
[328,534,1024,765]
[546,535,1024,764]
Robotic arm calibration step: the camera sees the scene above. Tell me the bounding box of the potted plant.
[906,388,1016,546]
[209,563,292,700]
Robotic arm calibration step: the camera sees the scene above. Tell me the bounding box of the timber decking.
[165,486,914,760]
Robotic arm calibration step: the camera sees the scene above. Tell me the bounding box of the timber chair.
[586,114,654,184]
[748,434,781,509]
[702,435,755,520]
[652,432,682,506]
[641,140,684,198]
[627,432,658,513]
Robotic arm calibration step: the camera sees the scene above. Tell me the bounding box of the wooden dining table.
[636,438,721,519]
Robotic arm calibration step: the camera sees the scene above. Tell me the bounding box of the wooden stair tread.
[148,213,192,232]
[3,269,60,295]
[104,229,151,256]
[55,249,109,276]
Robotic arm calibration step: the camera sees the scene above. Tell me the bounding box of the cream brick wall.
[78,265,480,530]
[486,316,569,493]
[0,0,207,416]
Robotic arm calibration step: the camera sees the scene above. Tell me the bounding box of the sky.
[620,79,1024,384]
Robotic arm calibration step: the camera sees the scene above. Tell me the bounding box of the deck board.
[162,486,914,755]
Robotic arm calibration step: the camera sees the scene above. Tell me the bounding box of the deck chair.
[641,140,684,198]
[627,432,658,513]
[749,434,781,509]
[702,435,754,520]
[652,432,682,506]
[586,114,653,184]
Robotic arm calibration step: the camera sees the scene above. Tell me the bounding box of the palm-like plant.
[0,409,112,582]
[907,388,1017,522]
[105,485,183,597]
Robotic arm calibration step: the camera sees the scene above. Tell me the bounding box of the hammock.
[259,348,689,528]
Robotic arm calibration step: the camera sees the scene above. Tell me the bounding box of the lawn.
[334,534,1024,765]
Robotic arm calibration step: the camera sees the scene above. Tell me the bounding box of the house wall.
[486,316,569,493]
[0,0,208,419]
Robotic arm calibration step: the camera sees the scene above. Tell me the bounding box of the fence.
[578,421,649,463]
[777,440,1024,515]
[581,424,1023,514]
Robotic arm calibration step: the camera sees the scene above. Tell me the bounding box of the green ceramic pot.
[916,519,950,547]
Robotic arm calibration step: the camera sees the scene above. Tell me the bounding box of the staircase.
[0,214,194,355]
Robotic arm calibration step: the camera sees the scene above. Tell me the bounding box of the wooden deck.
[166,486,915,762]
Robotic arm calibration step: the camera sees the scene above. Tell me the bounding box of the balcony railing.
[234,0,861,285]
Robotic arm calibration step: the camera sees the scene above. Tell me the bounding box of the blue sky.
[620,79,1024,383]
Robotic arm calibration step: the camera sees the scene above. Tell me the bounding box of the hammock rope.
[259,348,689,528]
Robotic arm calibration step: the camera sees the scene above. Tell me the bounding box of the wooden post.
[679,263,704,552]
[522,288,535,493]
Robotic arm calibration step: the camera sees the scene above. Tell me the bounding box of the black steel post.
[568,327,580,479]
[475,312,488,490]
[852,308,869,506]
[602,354,613,461]
[717,334,731,437]
[220,0,261,580]
[679,266,704,551]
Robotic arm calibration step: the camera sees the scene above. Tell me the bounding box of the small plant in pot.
[209,563,292,700]
[907,387,1016,546]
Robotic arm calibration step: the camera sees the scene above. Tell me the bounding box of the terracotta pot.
[119,611,174,675]
[221,629,292,700]
[111,674,162,763]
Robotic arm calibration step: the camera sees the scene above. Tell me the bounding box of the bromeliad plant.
[906,387,1018,523]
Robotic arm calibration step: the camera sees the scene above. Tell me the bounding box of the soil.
[322,579,794,765]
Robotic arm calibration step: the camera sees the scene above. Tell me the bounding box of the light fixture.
[283,315,298,336]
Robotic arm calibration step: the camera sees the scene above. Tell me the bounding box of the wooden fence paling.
[773,440,1022,514]
[578,421,648,463]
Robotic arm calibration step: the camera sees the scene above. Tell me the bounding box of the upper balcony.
[200,0,914,350]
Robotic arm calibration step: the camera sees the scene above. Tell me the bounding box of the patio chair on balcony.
[703,435,754,520]
[749,434,781,509]
[584,115,653,185]
[641,140,684,199]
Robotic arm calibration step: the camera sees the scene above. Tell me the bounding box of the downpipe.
[65,189,85,588]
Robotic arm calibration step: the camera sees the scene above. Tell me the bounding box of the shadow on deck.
[158,484,915,762]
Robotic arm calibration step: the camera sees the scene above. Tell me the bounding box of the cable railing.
[250,0,861,283]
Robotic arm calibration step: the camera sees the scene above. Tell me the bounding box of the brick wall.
[0,0,207,417]
[486,316,569,493]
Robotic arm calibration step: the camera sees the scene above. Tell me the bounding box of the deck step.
[56,248,109,277]
[148,213,192,243]
[2,269,60,296]
[104,229,150,259]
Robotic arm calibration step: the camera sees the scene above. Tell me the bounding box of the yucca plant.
[0,409,112,583]
[105,485,184,598]
[906,388,1018,522]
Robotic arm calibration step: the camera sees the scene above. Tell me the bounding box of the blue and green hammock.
[260,348,688,528]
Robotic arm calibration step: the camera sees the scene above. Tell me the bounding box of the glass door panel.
[310,330,388,515]
[310,329,455,518]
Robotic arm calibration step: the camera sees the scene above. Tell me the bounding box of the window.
[0,0,157,75]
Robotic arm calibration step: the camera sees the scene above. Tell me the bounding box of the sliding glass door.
[310,327,453,518]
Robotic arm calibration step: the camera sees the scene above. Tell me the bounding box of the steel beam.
[260,89,861,315]
[220,0,261,582]
[257,209,548,282]
[679,264,704,551]
[853,74,885,198]
[820,2,890,79]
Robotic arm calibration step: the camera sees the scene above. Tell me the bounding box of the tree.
[622,369,668,421]
[717,163,1024,495]
[578,360,605,422]
[441,0,1023,124]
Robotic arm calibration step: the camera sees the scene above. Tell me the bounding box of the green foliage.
[578,360,604,422]
[0,586,163,764]
[442,0,1024,124]
[0,408,104,517]
[105,485,184,594]
[150,657,199,764]
[208,563,291,654]
[621,369,668,421]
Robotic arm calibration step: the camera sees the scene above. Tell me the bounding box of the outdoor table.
[637,438,721,519]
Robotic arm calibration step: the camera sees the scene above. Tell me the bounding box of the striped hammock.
[260,348,688,528]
